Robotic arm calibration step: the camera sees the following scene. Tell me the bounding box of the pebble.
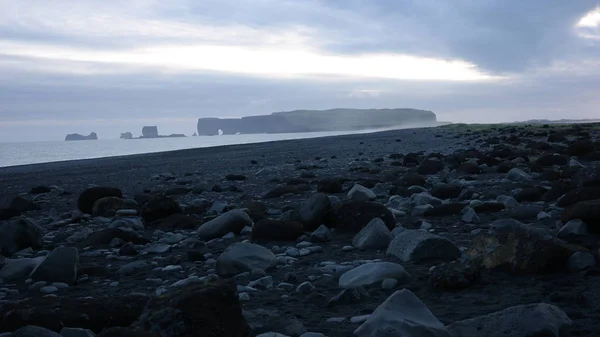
[40,285,58,294]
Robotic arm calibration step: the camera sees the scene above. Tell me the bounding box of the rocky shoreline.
[0,124,599,336]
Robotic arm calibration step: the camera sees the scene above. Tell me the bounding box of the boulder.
[140,195,181,223]
[430,260,480,290]
[327,201,395,232]
[338,262,409,289]
[147,214,200,230]
[354,289,450,337]
[446,303,572,337]
[506,168,532,182]
[0,257,44,281]
[514,187,547,202]
[243,308,306,337]
[77,187,122,214]
[424,203,465,217]
[309,225,332,243]
[352,218,393,250]
[197,209,253,241]
[430,185,463,200]
[535,154,568,167]
[299,193,331,231]
[317,178,343,193]
[558,219,588,238]
[133,281,249,337]
[567,251,596,271]
[216,242,277,276]
[92,197,124,217]
[557,187,600,207]
[509,205,544,220]
[0,217,43,257]
[30,246,79,284]
[561,200,600,233]
[347,184,376,202]
[13,326,62,337]
[386,230,461,263]
[417,158,445,175]
[252,220,304,242]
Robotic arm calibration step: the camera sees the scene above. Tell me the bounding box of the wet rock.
[461,207,480,223]
[354,289,450,337]
[117,261,150,277]
[30,246,79,284]
[446,303,572,337]
[557,187,600,207]
[0,217,43,257]
[567,251,596,272]
[252,219,304,242]
[558,219,588,238]
[216,242,277,276]
[92,197,124,217]
[352,218,393,250]
[387,230,461,263]
[0,293,148,333]
[347,184,376,202]
[140,195,181,223]
[561,200,600,233]
[197,209,253,241]
[147,214,200,230]
[299,193,331,231]
[309,225,332,243]
[0,257,44,281]
[77,228,150,248]
[328,201,395,232]
[119,242,138,256]
[506,168,532,182]
[133,280,249,337]
[338,262,409,289]
[77,187,122,214]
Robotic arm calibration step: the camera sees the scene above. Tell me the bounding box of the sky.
[0,0,599,142]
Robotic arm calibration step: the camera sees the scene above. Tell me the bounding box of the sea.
[0,130,381,168]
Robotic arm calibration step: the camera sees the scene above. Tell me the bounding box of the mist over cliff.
[196,108,437,136]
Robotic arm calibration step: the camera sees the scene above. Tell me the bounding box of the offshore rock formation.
[65,132,98,141]
[141,126,159,138]
[197,108,437,136]
[120,132,133,140]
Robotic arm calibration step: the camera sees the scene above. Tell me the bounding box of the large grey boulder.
[216,242,277,276]
[299,193,331,231]
[348,184,376,202]
[352,218,393,250]
[0,217,44,257]
[30,246,79,284]
[446,303,571,337]
[339,262,409,289]
[197,209,253,241]
[387,230,461,263]
[354,289,450,337]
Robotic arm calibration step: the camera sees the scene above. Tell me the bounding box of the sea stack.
[65,132,98,141]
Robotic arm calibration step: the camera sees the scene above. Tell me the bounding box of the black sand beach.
[0,124,599,336]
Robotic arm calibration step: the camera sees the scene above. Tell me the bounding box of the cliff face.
[120,132,133,139]
[141,126,159,138]
[65,132,98,141]
[197,108,437,136]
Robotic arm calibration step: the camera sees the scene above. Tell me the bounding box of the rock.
[509,205,544,220]
[473,202,505,214]
[317,178,343,193]
[467,230,585,273]
[514,187,547,202]
[147,214,200,230]
[347,184,376,202]
[9,196,37,213]
[132,280,249,337]
[338,262,409,289]
[197,209,253,241]
[387,230,461,263]
[354,289,450,337]
[496,195,519,209]
[430,185,463,200]
[0,257,44,281]
[310,225,332,243]
[97,327,158,337]
[411,192,442,206]
[30,246,79,284]
[506,168,532,182]
[77,187,122,214]
[397,173,427,187]
[423,203,465,217]
[430,260,480,290]
[119,242,138,256]
[262,185,300,199]
[446,303,572,337]
[92,197,124,217]
[561,200,600,233]
[567,251,596,271]
[216,242,277,276]
[0,217,43,257]
[60,327,96,337]
[327,287,369,308]
[298,194,332,231]
[558,219,588,238]
[352,218,393,250]
[140,195,181,223]
[244,308,306,337]
[327,201,395,232]
[566,139,595,156]
[557,187,600,207]
[461,207,480,223]
[12,325,62,336]
[30,186,52,194]
[77,228,150,248]
[0,293,148,333]
[225,174,247,181]
[252,220,304,242]
[117,261,149,276]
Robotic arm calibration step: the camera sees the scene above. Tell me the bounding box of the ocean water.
[0,130,378,168]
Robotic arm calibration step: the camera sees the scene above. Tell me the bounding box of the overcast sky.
[0,0,599,142]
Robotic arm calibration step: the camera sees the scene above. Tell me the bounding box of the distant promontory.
[196,108,437,136]
[65,132,98,141]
